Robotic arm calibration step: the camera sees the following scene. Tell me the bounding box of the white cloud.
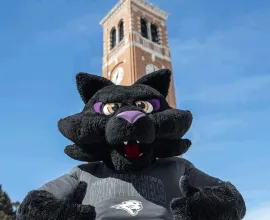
[182,74,270,104]
[245,203,270,220]
[187,112,247,148]
[191,114,246,138]
[185,105,270,153]
[170,8,270,105]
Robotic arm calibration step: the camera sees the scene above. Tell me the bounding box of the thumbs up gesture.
[17,181,96,220]
[170,175,245,220]
[62,181,96,220]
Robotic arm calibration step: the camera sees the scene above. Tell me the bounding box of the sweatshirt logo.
[111,200,143,216]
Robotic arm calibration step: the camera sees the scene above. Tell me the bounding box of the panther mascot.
[17,69,246,220]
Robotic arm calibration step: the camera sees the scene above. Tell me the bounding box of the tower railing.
[109,37,127,58]
[135,33,163,56]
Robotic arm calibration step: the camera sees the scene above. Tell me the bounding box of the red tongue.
[125,142,140,158]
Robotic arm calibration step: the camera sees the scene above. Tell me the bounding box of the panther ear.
[134,69,172,97]
[76,73,114,104]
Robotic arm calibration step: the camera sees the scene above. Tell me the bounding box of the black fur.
[76,73,113,104]
[58,69,193,171]
[64,138,192,162]
[19,69,246,220]
[134,68,172,97]
[17,182,96,220]
[170,176,246,220]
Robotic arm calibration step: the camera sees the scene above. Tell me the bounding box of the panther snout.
[116,111,145,124]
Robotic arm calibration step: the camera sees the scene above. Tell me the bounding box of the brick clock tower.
[100,0,176,108]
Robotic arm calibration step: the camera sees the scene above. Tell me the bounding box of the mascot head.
[58,69,192,171]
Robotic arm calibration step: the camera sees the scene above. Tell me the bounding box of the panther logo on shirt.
[111,200,143,216]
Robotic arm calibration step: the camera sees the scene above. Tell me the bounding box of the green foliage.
[0,185,20,220]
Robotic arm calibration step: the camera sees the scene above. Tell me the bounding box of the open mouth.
[123,140,143,158]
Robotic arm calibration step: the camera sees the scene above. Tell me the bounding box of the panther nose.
[116,110,145,124]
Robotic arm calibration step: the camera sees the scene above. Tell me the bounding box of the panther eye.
[103,103,121,115]
[135,101,153,113]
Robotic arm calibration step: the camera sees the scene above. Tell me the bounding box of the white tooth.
[139,153,143,156]
[125,154,127,157]
[136,140,140,143]
[124,141,128,145]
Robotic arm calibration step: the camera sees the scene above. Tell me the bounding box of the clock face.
[111,67,124,85]
[146,64,158,74]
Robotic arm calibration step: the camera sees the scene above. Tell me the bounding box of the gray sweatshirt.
[39,157,221,220]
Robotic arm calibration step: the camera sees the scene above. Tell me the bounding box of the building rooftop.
[100,0,169,26]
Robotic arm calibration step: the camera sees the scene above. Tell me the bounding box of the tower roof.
[100,0,169,26]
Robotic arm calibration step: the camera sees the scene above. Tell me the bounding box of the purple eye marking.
[93,102,103,114]
[149,99,160,110]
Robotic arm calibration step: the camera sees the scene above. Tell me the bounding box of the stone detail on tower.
[100,0,177,108]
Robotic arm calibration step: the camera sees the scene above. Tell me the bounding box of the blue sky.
[0,0,269,218]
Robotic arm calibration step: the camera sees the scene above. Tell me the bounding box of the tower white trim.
[100,0,169,26]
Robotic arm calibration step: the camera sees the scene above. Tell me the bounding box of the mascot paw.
[17,181,96,220]
[170,176,245,220]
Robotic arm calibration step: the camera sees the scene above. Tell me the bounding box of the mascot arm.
[17,168,96,220]
[170,161,246,220]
